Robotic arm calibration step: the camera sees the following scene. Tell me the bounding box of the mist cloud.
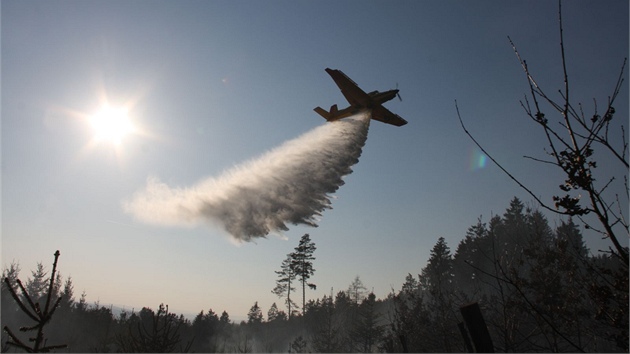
[123,113,370,242]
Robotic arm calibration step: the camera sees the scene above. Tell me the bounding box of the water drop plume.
[124,113,371,242]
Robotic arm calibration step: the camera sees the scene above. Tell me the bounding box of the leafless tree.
[457,0,628,265]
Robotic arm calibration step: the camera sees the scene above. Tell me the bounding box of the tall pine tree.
[350,293,384,353]
[346,275,367,305]
[247,301,263,324]
[290,234,317,315]
[419,237,459,352]
[272,255,298,318]
[25,262,48,304]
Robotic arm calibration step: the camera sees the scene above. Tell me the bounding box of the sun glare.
[89,105,134,145]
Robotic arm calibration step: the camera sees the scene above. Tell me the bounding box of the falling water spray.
[124,113,371,242]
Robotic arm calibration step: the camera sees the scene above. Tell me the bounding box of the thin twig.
[456,100,568,216]
[523,155,558,166]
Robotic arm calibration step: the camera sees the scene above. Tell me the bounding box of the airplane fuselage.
[368,89,399,105]
[315,90,399,122]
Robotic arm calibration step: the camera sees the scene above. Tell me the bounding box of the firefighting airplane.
[314,68,408,127]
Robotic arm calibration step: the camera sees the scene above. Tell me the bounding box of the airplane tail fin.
[313,104,338,121]
[314,106,330,120]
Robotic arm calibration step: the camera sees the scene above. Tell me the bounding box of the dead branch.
[3,250,67,352]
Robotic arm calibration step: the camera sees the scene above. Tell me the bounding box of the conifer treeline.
[2,197,627,352]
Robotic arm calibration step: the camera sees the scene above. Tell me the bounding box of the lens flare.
[469,147,487,171]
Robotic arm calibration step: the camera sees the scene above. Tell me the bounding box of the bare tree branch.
[460,1,628,265]
[456,100,569,217]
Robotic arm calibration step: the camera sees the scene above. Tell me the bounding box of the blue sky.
[2,0,628,319]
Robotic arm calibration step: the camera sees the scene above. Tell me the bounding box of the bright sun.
[89,105,135,145]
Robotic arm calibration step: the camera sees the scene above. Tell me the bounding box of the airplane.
[314,68,408,127]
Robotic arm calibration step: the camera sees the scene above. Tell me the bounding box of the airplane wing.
[325,68,370,107]
[372,105,408,126]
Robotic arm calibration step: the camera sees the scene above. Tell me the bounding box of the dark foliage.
[115,304,192,353]
[2,198,627,352]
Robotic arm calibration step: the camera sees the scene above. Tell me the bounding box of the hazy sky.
[3,0,628,319]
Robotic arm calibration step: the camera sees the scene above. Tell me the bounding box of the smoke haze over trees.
[3,197,627,352]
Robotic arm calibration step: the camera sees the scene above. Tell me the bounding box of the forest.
[2,197,628,353]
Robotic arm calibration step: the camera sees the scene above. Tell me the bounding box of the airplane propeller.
[395,83,403,102]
